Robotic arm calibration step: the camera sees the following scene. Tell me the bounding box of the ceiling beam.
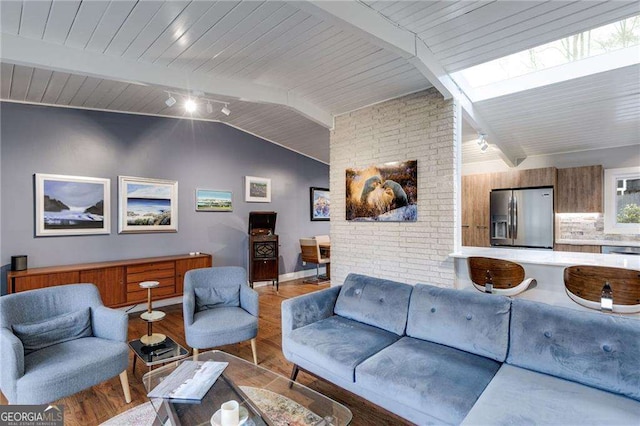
[297,0,524,167]
[0,33,334,129]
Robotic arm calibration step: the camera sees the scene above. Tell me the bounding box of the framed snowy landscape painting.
[118,176,178,234]
[35,173,111,236]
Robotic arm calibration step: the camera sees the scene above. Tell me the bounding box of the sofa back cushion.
[334,274,413,336]
[507,299,640,401]
[12,308,92,355]
[407,284,511,362]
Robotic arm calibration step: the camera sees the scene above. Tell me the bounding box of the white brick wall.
[330,88,459,287]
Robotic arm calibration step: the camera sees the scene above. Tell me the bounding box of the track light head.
[185,99,197,113]
[476,133,487,146]
[221,105,231,116]
[206,102,213,114]
[165,94,176,107]
[480,141,489,152]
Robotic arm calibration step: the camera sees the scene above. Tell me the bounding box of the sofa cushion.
[286,315,400,382]
[408,284,511,362]
[334,273,412,336]
[508,299,640,401]
[188,307,257,348]
[17,337,128,404]
[195,286,240,311]
[356,337,501,425]
[12,308,92,355]
[462,364,640,425]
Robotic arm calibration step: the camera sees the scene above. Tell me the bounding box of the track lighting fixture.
[164,89,231,116]
[477,133,489,153]
[165,92,176,107]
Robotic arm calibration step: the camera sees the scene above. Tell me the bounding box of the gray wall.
[0,102,329,294]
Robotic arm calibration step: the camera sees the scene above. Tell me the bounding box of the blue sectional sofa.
[281,274,640,425]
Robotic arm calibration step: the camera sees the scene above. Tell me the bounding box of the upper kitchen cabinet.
[462,173,491,247]
[491,167,557,189]
[557,165,603,213]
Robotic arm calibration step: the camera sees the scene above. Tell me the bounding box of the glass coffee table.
[143,350,352,426]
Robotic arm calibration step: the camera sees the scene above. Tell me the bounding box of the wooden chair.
[300,238,330,283]
[564,265,640,313]
[467,256,535,296]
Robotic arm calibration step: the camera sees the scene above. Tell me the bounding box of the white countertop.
[555,239,640,247]
[450,247,640,269]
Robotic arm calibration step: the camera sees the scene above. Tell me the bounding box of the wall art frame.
[35,173,111,237]
[195,189,233,212]
[118,176,178,234]
[346,160,418,222]
[310,187,330,221]
[245,176,271,203]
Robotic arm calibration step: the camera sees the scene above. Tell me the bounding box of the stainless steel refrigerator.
[490,187,554,249]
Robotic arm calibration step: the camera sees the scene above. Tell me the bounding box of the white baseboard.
[119,267,326,312]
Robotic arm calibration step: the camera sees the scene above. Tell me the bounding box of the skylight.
[452,15,640,101]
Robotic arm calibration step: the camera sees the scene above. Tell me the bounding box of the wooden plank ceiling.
[1,1,638,165]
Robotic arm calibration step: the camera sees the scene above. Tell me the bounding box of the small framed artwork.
[118,176,178,233]
[310,187,330,221]
[195,189,233,212]
[245,176,271,203]
[35,173,111,236]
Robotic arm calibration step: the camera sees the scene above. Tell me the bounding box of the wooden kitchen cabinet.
[462,174,491,247]
[491,167,556,189]
[556,165,603,213]
[554,244,601,253]
[7,253,212,308]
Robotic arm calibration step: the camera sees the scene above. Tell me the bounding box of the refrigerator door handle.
[507,195,512,239]
[513,196,518,239]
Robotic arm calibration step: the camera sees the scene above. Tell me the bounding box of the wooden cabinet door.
[462,174,491,247]
[14,272,80,292]
[519,167,557,188]
[557,165,603,213]
[80,267,125,307]
[176,257,212,294]
[554,244,601,253]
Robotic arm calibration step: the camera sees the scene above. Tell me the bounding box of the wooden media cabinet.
[6,253,212,308]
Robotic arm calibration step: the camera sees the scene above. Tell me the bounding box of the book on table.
[147,360,228,401]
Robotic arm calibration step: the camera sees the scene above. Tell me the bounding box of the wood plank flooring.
[1,280,411,425]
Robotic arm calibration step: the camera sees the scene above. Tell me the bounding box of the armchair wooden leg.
[250,338,258,365]
[119,370,132,404]
[288,364,299,388]
[193,348,199,361]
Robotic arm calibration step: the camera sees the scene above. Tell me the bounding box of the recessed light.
[185,99,197,113]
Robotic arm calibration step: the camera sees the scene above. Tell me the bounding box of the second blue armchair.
[183,267,259,364]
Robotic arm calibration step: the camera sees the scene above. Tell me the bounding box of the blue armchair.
[183,267,259,364]
[0,284,131,404]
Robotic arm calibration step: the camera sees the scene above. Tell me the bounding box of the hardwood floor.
[1,280,411,425]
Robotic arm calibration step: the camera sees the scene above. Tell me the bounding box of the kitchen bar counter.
[450,247,639,319]
[450,247,640,269]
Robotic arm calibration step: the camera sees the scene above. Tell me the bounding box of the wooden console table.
[6,253,212,308]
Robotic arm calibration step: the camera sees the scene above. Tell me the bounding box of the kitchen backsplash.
[556,213,640,243]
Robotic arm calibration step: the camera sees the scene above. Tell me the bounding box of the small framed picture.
[310,187,330,221]
[195,189,233,212]
[34,173,111,236]
[118,176,178,233]
[245,176,271,203]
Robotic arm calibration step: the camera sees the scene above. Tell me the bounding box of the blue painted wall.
[0,102,329,294]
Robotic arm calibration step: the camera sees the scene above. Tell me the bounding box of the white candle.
[220,400,239,426]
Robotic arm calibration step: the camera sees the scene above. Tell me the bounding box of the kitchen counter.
[450,246,640,269]
[555,239,640,247]
[450,247,639,318]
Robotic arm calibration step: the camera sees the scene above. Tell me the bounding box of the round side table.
[139,280,166,346]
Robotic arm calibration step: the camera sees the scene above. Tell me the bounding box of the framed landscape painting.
[310,187,330,221]
[196,189,233,212]
[35,173,110,236]
[119,176,178,233]
[245,176,271,202]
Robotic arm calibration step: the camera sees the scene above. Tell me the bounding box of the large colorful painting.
[346,160,417,221]
[35,173,110,236]
[119,176,178,233]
